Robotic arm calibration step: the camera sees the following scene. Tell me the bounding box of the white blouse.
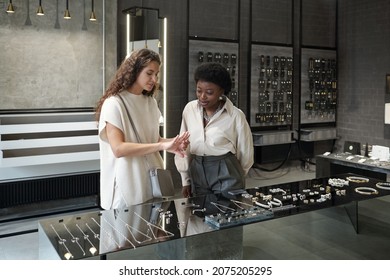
[174,97,254,186]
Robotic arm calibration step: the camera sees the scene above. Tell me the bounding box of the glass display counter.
[316,153,390,181]
[38,173,390,260]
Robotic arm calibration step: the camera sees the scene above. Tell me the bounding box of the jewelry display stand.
[250,44,293,128]
[300,48,337,124]
[188,39,239,106]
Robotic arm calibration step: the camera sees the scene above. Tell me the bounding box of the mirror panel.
[124,7,167,166]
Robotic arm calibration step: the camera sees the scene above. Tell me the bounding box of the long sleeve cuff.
[180,172,191,187]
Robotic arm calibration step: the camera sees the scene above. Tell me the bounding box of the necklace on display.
[203,102,222,122]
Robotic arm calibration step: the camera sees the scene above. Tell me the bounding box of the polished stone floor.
[1,161,390,260]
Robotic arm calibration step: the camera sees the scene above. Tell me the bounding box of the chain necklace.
[203,102,222,122]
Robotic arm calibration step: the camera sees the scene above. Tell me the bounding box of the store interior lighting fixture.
[64,0,71,19]
[37,0,44,16]
[6,0,15,13]
[5,0,99,20]
[90,0,97,21]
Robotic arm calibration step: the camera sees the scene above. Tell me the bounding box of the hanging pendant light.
[37,0,44,16]
[6,0,15,13]
[89,0,97,21]
[64,0,71,19]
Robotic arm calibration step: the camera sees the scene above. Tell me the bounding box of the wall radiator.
[0,172,99,209]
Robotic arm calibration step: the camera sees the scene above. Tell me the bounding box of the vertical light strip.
[163,17,168,168]
[102,0,105,93]
[126,14,130,57]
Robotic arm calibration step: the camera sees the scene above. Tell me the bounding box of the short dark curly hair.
[194,63,232,94]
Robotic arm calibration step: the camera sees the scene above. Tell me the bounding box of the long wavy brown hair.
[95,48,161,121]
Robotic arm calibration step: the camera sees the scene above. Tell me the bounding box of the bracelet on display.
[269,188,287,195]
[255,201,271,209]
[375,182,390,190]
[270,198,283,207]
[328,178,349,187]
[346,176,370,183]
[354,187,379,195]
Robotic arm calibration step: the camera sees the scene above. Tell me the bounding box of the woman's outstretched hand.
[163,131,190,157]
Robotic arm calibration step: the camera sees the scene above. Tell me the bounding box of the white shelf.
[0,121,97,134]
[0,112,100,179]
[0,135,98,150]
[0,151,100,168]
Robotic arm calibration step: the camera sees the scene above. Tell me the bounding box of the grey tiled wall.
[336,0,390,151]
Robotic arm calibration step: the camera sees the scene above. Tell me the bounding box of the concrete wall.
[0,0,113,110]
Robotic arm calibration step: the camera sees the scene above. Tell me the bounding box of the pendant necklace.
[203,102,222,122]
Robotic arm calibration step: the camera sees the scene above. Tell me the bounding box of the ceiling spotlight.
[37,0,44,16]
[64,0,71,19]
[6,0,15,14]
[89,0,97,21]
[89,11,97,21]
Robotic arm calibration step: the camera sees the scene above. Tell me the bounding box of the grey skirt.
[189,152,245,196]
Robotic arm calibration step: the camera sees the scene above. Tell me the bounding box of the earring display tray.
[250,44,293,128]
[301,48,337,124]
[189,39,239,106]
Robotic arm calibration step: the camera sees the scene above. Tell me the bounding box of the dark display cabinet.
[188,40,239,106]
[301,48,337,125]
[250,45,293,128]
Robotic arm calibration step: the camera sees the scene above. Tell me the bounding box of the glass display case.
[39,174,390,260]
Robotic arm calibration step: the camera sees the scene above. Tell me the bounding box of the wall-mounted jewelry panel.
[188,39,239,106]
[301,48,337,124]
[250,44,293,128]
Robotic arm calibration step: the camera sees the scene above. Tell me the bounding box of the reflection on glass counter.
[38,174,390,260]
